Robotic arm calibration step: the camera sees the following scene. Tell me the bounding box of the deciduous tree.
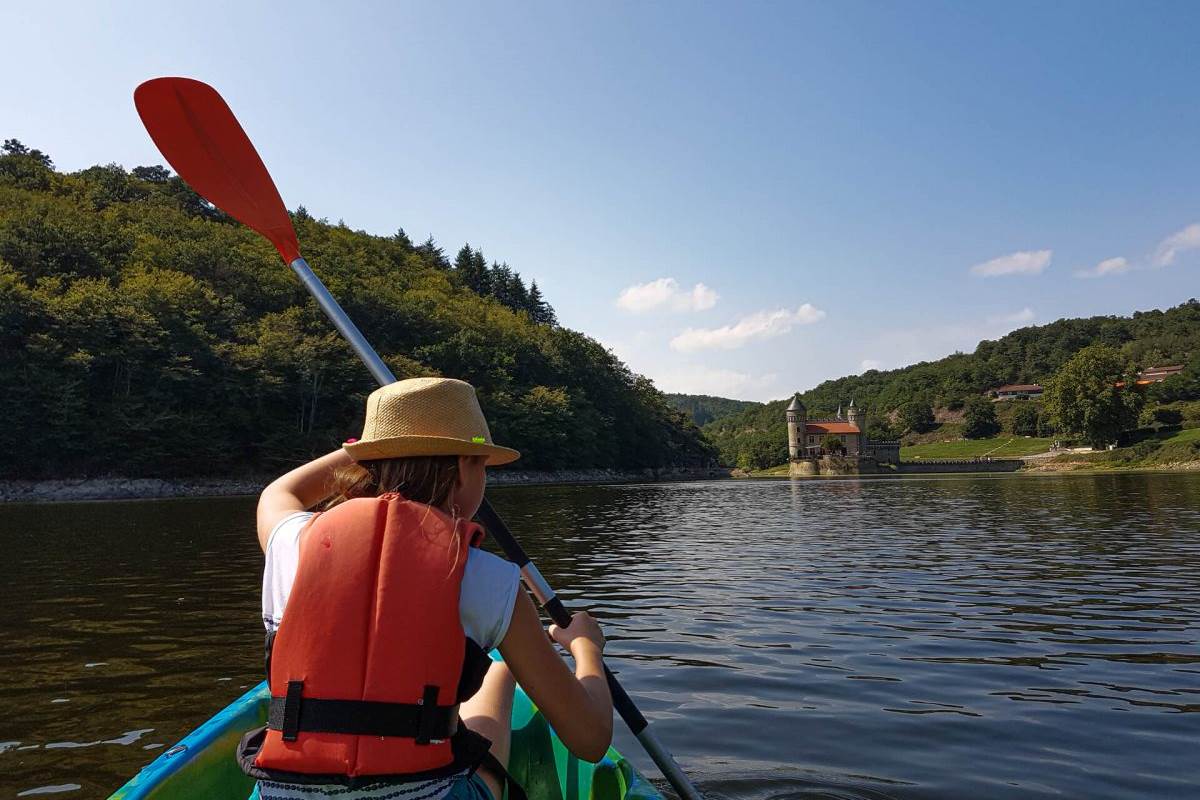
[1044,344,1143,448]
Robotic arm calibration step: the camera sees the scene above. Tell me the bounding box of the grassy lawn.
[1162,426,1200,444]
[901,436,1054,460]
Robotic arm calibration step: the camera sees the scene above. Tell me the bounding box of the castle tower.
[786,395,807,459]
[847,398,862,429]
[847,399,863,456]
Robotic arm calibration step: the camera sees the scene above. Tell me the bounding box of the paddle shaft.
[290,258,702,800]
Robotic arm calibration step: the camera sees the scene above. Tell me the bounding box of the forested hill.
[0,140,714,478]
[704,301,1200,465]
[665,393,761,426]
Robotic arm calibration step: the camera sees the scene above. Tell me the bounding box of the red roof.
[993,384,1043,393]
[806,422,860,434]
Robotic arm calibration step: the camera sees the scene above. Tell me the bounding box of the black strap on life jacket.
[268,680,459,743]
[243,633,524,799]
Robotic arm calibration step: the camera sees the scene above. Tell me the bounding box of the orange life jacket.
[238,493,497,786]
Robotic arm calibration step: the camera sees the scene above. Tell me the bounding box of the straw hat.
[342,377,520,465]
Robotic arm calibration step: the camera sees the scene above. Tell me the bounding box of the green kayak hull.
[109,659,664,800]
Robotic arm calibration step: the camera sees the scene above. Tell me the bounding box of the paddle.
[134,77,701,800]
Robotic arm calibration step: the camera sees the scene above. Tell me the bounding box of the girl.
[245,377,612,800]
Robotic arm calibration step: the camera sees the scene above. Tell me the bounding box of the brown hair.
[324,455,463,511]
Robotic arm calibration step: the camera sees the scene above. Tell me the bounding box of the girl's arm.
[256,449,353,551]
[498,591,613,762]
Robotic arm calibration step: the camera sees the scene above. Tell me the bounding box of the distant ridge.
[665,393,762,427]
[702,300,1200,466]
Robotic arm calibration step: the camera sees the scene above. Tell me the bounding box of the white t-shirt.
[262,511,520,650]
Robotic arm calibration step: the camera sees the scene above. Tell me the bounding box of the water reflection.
[1,475,1198,798]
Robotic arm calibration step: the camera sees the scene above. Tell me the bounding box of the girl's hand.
[548,611,606,655]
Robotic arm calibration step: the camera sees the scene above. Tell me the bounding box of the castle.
[786,396,900,465]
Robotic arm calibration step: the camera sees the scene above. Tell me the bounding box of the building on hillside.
[1136,365,1184,384]
[987,383,1044,401]
[786,397,900,463]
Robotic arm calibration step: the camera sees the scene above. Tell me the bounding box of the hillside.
[704,301,1200,467]
[0,140,714,478]
[665,393,761,426]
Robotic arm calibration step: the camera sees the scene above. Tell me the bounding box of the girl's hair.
[324,455,463,511]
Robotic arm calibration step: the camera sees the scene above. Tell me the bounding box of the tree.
[3,138,52,167]
[1139,406,1183,427]
[392,227,413,249]
[1044,344,1143,448]
[900,400,934,433]
[1011,403,1039,436]
[132,165,171,183]
[821,434,845,454]
[414,236,449,269]
[527,280,556,326]
[962,395,1000,438]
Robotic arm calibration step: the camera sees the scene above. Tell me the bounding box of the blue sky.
[4,1,1197,401]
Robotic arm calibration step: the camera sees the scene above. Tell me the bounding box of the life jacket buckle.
[415,684,440,745]
[281,680,304,742]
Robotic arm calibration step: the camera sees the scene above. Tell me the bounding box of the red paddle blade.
[134,77,301,263]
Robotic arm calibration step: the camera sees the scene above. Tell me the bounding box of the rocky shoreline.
[0,467,730,504]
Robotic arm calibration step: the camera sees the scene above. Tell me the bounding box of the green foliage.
[0,145,713,478]
[821,434,845,454]
[451,243,555,324]
[962,395,1000,439]
[1146,355,1200,403]
[664,393,761,426]
[703,300,1198,465]
[1010,403,1040,436]
[1043,344,1144,448]
[900,400,935,433]
[1139,406,1184,427]
[732,429,784,471]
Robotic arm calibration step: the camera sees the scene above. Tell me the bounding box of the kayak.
[108,657,665,800]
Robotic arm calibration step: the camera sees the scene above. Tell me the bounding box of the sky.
[3,1,1198,402]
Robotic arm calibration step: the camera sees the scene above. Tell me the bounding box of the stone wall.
[898,459,1023,474]
[787,456,1024,477]
[788,456,894,477]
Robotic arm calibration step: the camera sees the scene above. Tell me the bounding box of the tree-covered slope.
[665,393,761,426]
[0,140,714,478]
[704,301,1200,467]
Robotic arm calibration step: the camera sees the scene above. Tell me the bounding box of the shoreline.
[0,467,730,504]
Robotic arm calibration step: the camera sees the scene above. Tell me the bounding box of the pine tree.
[527,281,557,326]
[507,267,530,313]
[470,249,490,295]
[415,236,449,269]
[454,243,474,272]
[393,227,413,249]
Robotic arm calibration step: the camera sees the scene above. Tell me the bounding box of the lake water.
[2,473,1198,799]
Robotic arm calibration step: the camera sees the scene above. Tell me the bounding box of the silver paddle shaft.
[290,257,396,385]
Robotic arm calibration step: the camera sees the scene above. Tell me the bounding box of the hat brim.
[343,435,520,466]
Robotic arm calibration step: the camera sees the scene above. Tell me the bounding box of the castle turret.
[847,398,862,429]
[786,395,807,459]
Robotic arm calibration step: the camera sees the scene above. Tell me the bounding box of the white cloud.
[1153,222,1200,267]
[616,277,718,313]
[860,359,883,372]
[989,307,1035,325]
[669,304,826,352]
[654,367,779,400]
[970,249,1052,277]
[1074,256,1130,279]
